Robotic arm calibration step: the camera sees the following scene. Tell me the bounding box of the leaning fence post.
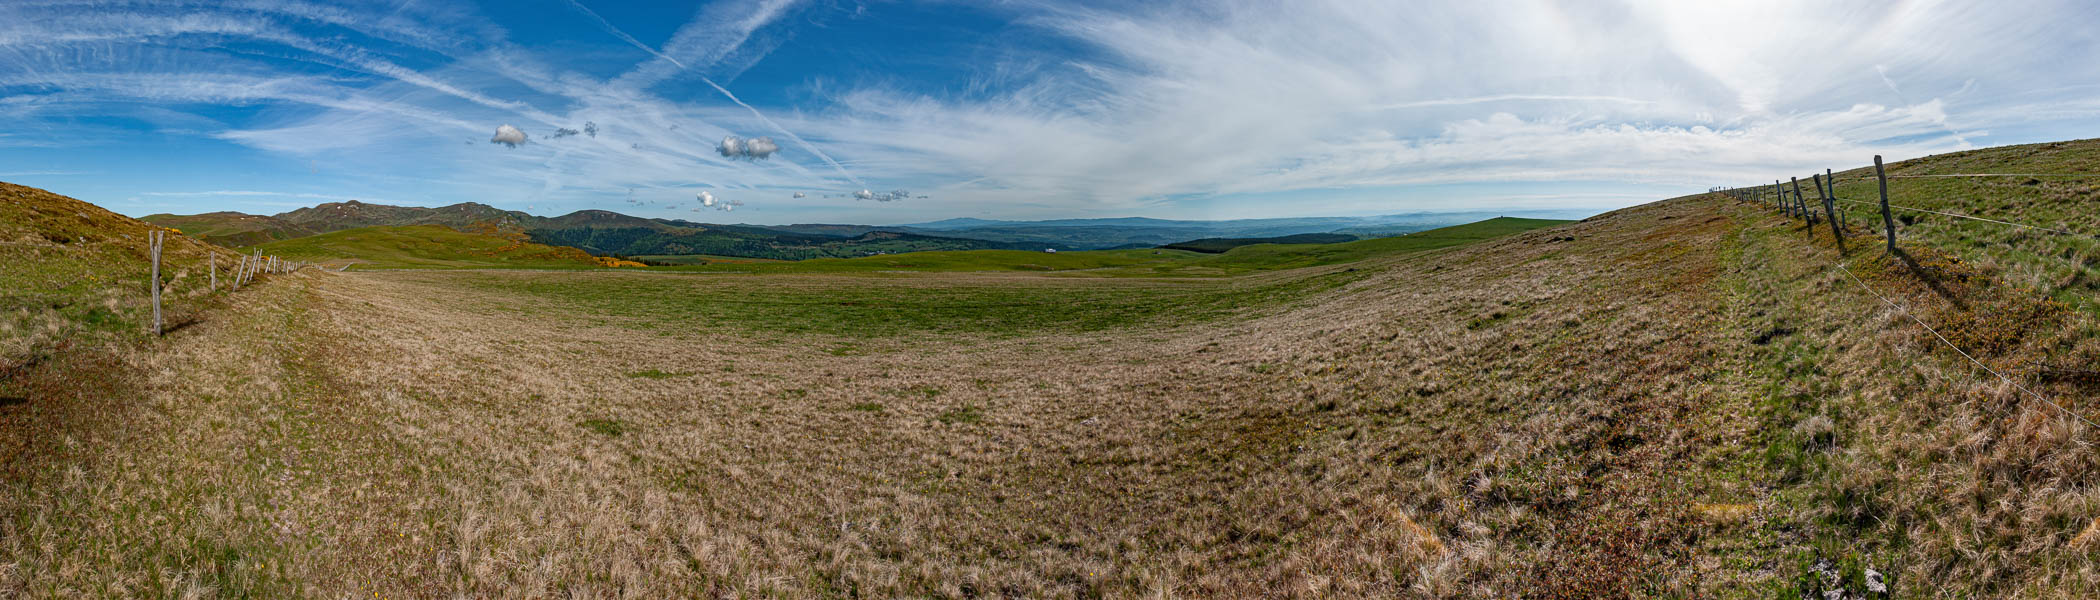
[1773,180,1786,215]
[1791,176,1811,223]
[1874,155,1896,252]
[149,231,163,336]
[1816,174,1843,245]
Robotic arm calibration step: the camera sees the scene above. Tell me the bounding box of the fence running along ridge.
[1710,154,2096,430]
[144,233,319,337]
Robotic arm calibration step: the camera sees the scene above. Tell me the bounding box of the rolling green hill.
[1807,138,2100,312]
[1160,232,1357,253]
[2,182,239,376]
[529,222,1062,259]
[136,211,316,247]
[655,216,1571,275]
[245,224,610,270]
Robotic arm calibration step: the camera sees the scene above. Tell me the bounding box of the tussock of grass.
[578,418,629,436]
[934,405,983,424]
[623,369,690,379]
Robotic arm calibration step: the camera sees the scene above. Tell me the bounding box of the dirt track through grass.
[5,196,2098,598]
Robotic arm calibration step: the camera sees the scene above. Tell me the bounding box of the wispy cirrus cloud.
[4,0,2100,223]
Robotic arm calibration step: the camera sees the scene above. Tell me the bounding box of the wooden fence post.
[1874,155,1896,252]
[1816,174,1843,245]
[1791,176,1810,223]
[1773,180,1786,215]
[1824,168,1840,230]
[209,252,217,292]
[149,231,163,336]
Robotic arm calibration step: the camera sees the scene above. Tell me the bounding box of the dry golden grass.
[3,192,2097,598]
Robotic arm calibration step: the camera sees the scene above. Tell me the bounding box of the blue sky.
[5,1,2100,225]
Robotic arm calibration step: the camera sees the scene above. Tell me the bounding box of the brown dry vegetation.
[3,190,2098,598]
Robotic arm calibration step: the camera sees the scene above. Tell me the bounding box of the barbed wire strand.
[1830,197,2088,237]
[1836,261,2100,431]
[1888,173,2100,179]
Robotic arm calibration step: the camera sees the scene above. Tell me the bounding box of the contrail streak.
[697,76,861,185]
[563,0,860,185]
[561,0,686,68]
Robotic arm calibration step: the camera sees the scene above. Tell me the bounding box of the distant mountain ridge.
[145,201,1065,260]
[144,201,1596,259]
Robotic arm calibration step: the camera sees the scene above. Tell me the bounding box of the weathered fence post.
[1824,168,1841,231]
[1791,177,1810,223]
[1816,174,1842,245]
[1773,180,1786,215]
[149,231,163,336]
[209,252,217,292]
[1874,155,1896,252]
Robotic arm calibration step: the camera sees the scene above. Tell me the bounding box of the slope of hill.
[1160,232,1358,253]
[881,210,1595,249]
[1,182,238,380]
[274,200,532,233]
[135,211,317,247]
[1817,137,2100,313]
[148,202,1061,261]
[7,157,2100,596]
[246,224,613,270]
[655,217,1568,275]
[532,222,1063,259]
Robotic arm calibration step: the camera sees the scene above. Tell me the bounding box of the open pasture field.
[4,195,2098,598]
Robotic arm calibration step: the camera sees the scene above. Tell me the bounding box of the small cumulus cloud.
[853,189,911,202]
[792,192,805,198]
[584,121,598,138]
[697,190,744,212]
[549,127,581,139]
[716,135,779,160]
[490,124,528,148]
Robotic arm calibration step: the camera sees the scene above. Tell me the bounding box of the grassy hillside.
[246,224,611,270]
[531,222,1060,259]
[655,216,1569,275]
[274,199,531,234]
[1,182,239,381]
[1795,138,2100,312]
[17,190,2095,597]
[137,211,316,247]
[1160,232,1357,253]
[12,138,2100,598]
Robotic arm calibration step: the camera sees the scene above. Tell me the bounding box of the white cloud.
[853,189,910,202]
[716,135,778,160]
[490,124,528,148]
[12,0,2100,222]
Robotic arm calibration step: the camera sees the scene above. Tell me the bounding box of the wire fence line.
[1889,173,2100,179]
[1828,197,2091,238]
[1711,156,2098,432]
[1837,262,2100,431]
